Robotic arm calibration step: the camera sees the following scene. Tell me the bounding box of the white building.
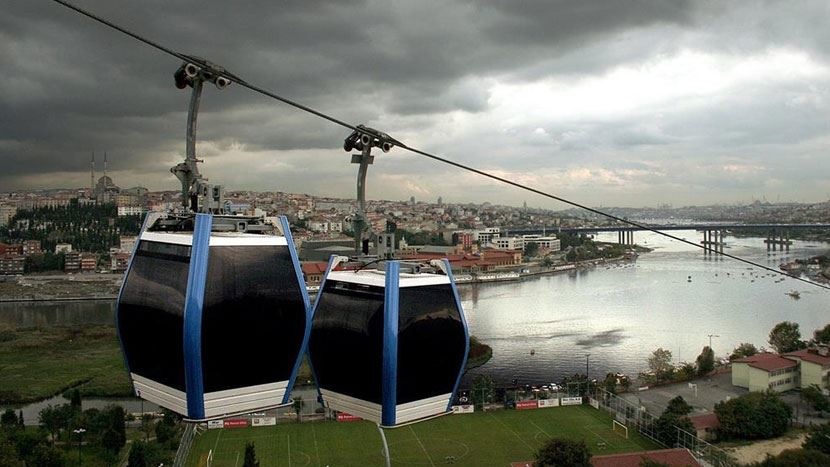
[489,234,561,253]
[0,205,17,227]
[117,205,147,217]
[475,227,501,244]
[55,243,73,254]
[522,234,561,252]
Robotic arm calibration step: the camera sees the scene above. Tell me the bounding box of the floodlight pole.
[377,423,392,467]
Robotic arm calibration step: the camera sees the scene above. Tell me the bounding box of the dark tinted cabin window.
[201,245,307,393]
[397,284,465,404]
[118,241,190,391]
[309,280,384,405]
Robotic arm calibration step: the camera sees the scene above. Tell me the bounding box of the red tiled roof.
[733,352,798,372]
[301,262,328,275]
[689,413,720,430]
[591,448,701,467]
[783,348,830,367]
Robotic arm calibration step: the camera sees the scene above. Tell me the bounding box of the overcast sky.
[2,1,829,208]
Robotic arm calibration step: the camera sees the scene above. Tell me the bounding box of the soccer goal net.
[612,420,629,439]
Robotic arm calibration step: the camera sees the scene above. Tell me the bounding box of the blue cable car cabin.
[116,213,310,421]
[309,258,469,427]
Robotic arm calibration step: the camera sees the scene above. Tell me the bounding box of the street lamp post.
[707,334,720,349]
[585,354,590,378]
[72,428,86,466]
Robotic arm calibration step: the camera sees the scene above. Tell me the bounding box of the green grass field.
[187,405,658,467]
[0,325,133,403]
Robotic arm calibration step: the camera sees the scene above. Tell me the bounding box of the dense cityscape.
[4,1,830,466]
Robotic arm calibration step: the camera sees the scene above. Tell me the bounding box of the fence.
[172,422,200,467]
[592,386,739,467]
[592,386,662,446]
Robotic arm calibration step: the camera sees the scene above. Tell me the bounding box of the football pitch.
[187,405,658,466]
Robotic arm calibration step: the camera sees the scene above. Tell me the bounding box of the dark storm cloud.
[1,0,829,205]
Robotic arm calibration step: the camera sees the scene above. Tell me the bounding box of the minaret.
[90,151,95,194]
[104,151,108,180]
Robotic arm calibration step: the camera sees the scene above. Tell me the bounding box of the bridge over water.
[509,223,830,253]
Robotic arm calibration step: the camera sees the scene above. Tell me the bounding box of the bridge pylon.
[701,229,725,256]
[764,229,792,252]
[618,230,634,247]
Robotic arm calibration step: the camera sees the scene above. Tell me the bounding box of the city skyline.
[2,1,829,208]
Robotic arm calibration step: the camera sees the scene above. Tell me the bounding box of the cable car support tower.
[344,125,399,258]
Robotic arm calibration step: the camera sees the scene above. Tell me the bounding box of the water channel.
[2,231,828,408]
[461,230,830,386]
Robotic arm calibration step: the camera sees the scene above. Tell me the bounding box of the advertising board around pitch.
[537,399,560,408]
[207,420,223,429]
[251,417,277,427]
[515,400,539,410]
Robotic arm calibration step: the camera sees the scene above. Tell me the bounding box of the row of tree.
[0,388,183,466]
[0,200,142,254]
[642,345,715,386]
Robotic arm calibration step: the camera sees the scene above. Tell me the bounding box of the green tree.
[801,384,830,412]
[730,342,758,361]
[803,423,830,454]
[653,400,695,447]
[715,392,792,440]
[696,346,715,375]
[1,409,18,428]
[38,405,68,446]
[243,442,260,467]
[768,321,806,353]
[751,448,830,466]
[109,405,126,446]
[155,410,179,446]
[470,374,495,409]
[535,438,591,467]
[524,242,539,258]
[28,444,65,467]
[293,396,305,423]
[0,436,20,467]
[603,373,618,394]
[10,429,47,461]
[814,323,830,344]
[139,413,153,442]
[665,396,692,416]
[675,362,697,381]
[69,389,82,411]
[647,348,674,383]
[127,442,148,467]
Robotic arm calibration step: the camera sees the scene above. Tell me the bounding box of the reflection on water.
[460,231,830,386]
[2,232,829,392]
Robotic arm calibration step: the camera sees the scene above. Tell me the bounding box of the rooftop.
[733,353,798,372]
[689,413,720,430]
[783,347,830,367]
[591,448,701,467]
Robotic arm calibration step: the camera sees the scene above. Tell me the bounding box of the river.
[2,231,828,391]
[460,230,830,386]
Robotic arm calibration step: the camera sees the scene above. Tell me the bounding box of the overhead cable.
[48,0,830,291]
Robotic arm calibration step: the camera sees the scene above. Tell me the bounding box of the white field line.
[409,425,436,467]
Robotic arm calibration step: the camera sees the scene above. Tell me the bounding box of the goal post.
[612,420,629,439]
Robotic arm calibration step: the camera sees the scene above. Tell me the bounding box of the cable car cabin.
[309,258,469,427]
[116,213,310,421]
